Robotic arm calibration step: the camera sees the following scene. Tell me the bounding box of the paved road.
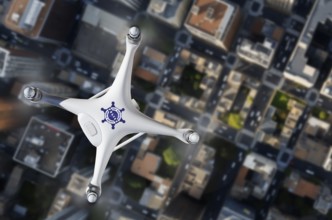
[202,149,246,220]
[244,85,274,131]
[205,67,231,114]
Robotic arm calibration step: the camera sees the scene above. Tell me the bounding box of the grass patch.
[171,65,204,98]
[219,112,244,130]
[227,113,244,130]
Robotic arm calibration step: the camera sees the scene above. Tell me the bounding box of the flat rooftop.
[73,23,118,69]
[14,116,74,177]
[285,0,332,87]
[186,0,235,36]
[4,0,53,37]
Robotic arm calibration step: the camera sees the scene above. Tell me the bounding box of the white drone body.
[23,27,199,203]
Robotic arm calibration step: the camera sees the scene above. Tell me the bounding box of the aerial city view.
[0,0,332,219]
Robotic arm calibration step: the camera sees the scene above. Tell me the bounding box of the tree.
[319,111,328,120]
[163,147,180,166]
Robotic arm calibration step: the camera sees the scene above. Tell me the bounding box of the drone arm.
[23,86,66,108]
[104,27,141,101]
[86,135,123,203]
[129,112,199,144]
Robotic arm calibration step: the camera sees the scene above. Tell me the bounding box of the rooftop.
[186,0,235,37]
[284,171,320,200]
[13,116,74,177]
[285,0,332,87]
[73,4,128,69]
[4,0,52,37]
[131,152,161,181]
[218,197,255,220]
[147,0,191,28]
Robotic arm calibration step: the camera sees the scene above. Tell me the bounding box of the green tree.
[319,111,328,120]
[163,147,180,166]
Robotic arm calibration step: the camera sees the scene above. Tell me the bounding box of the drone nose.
[23,86,41,101]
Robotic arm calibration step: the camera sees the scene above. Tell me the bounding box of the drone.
[23,26,200,203]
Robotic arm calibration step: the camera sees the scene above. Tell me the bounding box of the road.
[202,149,246,220]
[244,85,274,131]
[205,67,231,114]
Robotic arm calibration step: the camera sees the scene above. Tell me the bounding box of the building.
[0,98,26,131]
[167,48,222,113]
[284,171,332,215]
[47,188,71,218]
[131,136,173,210]
[231,152,277,199]
[266,207,297,220]
[185,0,241,51]
[57,70,106,95]
[14,116,75,177]
[280,100,304,142]
[153,109,190,129]
[46,206,88,220]
[3,0,80,44]
[181,145,215,199]
[18,81,78,108]
[314,185,332,215]
[134,46,167,84]
[157,193,205,220]
[283,171,320,200]
[147,0,191,28]
[217,197,255,220]
[237,38,277,69]
[237,18,283,68]
[284,0,332,87]
[113,0,146,11]
[265,0,296,14]
[320,69,332,99]
[294,116,331,170]
[73,4,128,69]
[0,47,49,78]
[3,166,23,197]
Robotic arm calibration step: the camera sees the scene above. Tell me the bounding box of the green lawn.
[219,112,244,130]
[227,113,244,130]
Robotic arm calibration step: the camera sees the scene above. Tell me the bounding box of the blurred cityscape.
[0,0,332,219]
